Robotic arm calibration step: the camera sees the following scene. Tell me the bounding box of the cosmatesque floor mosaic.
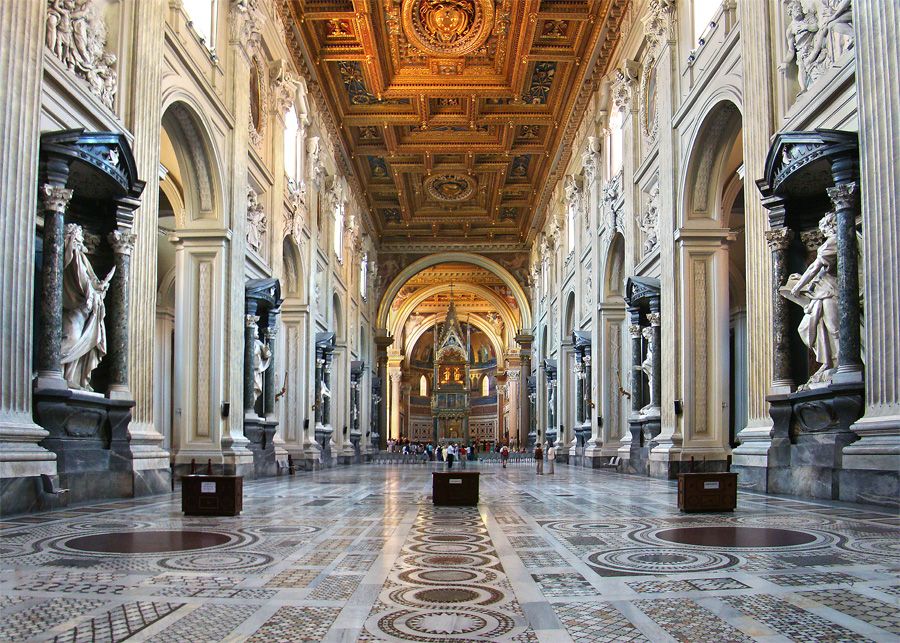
[1,464,899,642]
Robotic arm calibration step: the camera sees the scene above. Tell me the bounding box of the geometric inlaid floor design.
[1,464,898,641]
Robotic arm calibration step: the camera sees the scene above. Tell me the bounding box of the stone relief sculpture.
[251,337,272,404]
[307,137,326,188]
[780,211,839,387]
[46,0,118,110]
[781,0,854,94]
[246,187,266,253]
[60,223,115,390]
[638,185,660,255]
[285,179,307,241]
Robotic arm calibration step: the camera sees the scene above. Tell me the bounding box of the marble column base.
[838,428,900,507]
[243,417,279,478]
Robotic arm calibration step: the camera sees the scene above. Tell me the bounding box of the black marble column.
[827,174,863,379]
[244,313,259,415]
[264,323,277,417]
[315,357,324,425]
[575,361,584,424]
[36,178,73,385]
[322,356,331,426]
[106,229,136,396]
[583,353,592,423]
[765,225,794,390]
[628,307,643,414]
[648,305,661,410]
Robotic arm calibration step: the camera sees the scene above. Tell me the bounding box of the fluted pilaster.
[0,0,57,481]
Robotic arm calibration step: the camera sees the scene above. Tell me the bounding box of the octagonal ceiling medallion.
[425,173,477,202]
[402,0,495,58]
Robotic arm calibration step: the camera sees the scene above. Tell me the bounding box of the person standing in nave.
[446,443,456,469]
[546,442,556,475]
[534,443,544,475]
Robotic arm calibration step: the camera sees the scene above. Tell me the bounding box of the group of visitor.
[533,441,557,475]
[385,439,480,465]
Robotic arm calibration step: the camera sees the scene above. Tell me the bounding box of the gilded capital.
[628,324,642,338]
[646,312,661,327]
[245,313,260,328]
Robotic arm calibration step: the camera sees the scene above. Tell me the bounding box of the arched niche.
[680,98,743,225]
[376,252,532,331]
[159,99,224,226]
[332,292,344,341]
[282,238,305,301]
[563,291,576,337]
[603,233,626,301]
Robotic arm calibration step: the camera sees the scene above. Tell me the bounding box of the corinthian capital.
[826,182,858,211]
[764,227,793,251]
[40,184,74,213]
[107,230,136,255]
[629,324,643,338]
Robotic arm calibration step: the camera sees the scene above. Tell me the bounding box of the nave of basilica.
[0,0,898,641]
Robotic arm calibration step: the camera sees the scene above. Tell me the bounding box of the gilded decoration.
[278,0,630,245]
[523,62,557,105]
[401,0,495,58]
[424,174,477,202]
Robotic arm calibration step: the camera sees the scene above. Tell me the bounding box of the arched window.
[360,253,368,298]
[419,375,428,397]
[481,374,490,396]
[284,104,299,180]
[183,0,217,49]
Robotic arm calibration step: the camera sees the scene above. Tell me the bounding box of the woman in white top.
[546,443,556,474]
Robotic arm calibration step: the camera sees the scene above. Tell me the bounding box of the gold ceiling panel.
[282,0,628,246]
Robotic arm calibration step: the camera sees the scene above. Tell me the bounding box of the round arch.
[390,282,520,346]
[160,97,226,227]
[679,97,743,224]
[282,238,305,300]
[376,252,532,330]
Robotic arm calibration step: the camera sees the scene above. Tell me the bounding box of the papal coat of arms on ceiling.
[401,0,495,57]
[424,173,477,202]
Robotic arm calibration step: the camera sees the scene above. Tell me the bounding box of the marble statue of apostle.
[640,326,654,412]
[781,211,840,387]
[252,338,272,404]
[60,223,115,390]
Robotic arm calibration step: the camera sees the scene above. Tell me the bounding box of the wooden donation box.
[182,475,243,516]
[433,471,480,506]
[677,472,738,512]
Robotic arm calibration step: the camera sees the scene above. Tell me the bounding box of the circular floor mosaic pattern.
[654,526,818,548]
[64,530,231,554]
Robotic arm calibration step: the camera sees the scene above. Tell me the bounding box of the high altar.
[431,300,471,444]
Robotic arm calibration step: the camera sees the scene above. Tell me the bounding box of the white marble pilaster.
[732,0,778,472]
[0,0,57,482]
[842,0,900,503]
[121,0,169,476]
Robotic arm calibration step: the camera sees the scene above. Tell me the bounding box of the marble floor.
[1,463,899,642]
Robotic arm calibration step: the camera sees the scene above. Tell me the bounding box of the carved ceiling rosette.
[401,0,495,58]
[424,173,477,202]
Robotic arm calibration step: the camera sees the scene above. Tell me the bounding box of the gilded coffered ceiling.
[281,0,629,249]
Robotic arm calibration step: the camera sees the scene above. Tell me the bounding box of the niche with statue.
[756,129,864,499]
[243,278,282,477]
[32,129,151,502]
